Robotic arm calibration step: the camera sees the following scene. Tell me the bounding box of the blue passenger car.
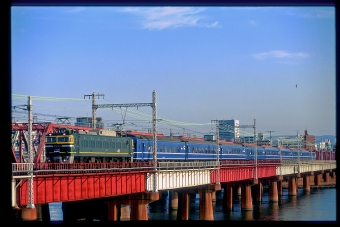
[130,134,316,163]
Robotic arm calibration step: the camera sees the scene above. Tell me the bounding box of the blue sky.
[11,6,336,138]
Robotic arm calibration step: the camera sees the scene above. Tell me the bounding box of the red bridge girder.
[211,165,278,183]
[17,171,149,207]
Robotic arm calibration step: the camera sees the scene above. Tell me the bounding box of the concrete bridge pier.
[21,207,37,221]
[331,171,336,179]
[241,182,253,211]
[198,184,221,220]
[277,180,283,196]
[253,181,262,203]
[303,172,313,192]
[269,180,278,203]
[276,176,283,196]
[129,192,159,221]
[107,203,130,221]
[107,202,119,221]
[176,191,190,220]
[314,172,322,186]
[330,171,336,183]
[323,172,330,183]
[169,191,178,211]
[288,176,298,196]
[107,192,159,221]
[222,184,233,211]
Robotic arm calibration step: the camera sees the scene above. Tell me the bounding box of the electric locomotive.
[45,128,134,163]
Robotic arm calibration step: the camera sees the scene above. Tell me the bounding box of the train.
[44,128,335,163]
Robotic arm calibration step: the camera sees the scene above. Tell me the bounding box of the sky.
[11,6,336,139]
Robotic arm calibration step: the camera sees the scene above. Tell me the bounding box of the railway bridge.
[12,160,336,221]
[11,122,336,221]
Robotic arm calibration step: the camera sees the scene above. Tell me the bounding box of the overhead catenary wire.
[11,94,291,139]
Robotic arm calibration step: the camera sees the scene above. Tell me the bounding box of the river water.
[49,188,336,222]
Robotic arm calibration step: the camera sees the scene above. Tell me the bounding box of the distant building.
[303,130,316,150]
[239,133,270,146]
[75,117,104,129]
[218,120,239,142]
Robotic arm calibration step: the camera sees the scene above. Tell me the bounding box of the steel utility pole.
[211,120,220,184]
[27,96,34,209]
[152,91,158,192]
[84,92,104,130]
[266,130,275,146]
[297,131,300,173]
[90,91,158,192]
[13,96,35,209]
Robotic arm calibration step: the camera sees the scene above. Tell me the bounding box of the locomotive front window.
[57,136,72,142]
[46,137,56,142]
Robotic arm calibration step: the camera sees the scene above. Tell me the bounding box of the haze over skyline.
[11,6,336,138]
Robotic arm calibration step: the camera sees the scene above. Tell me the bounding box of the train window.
[58,137,68,142]
[46,137,56,142]
[160,146,163,153]
[178,146,181,153]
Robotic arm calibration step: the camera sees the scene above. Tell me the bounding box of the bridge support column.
[314,173,321,186]
[107,192,159,221]
[223,184,233,211]
[130,202,147,221]
[323,172,330,183]
[277,180,283,196]
[177,191,189,220]
[107,201,119,221]
[198,189,213,220]
[269,180,278,203]
[21,207,37,221]
[169,191,178,210]
[198,184,221,220]
[241,183,252,210]
[254,181,262,202]
[288,177,297,196]
[331,171,336,179]
[130,192,159,221]
[303,175,311,192]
